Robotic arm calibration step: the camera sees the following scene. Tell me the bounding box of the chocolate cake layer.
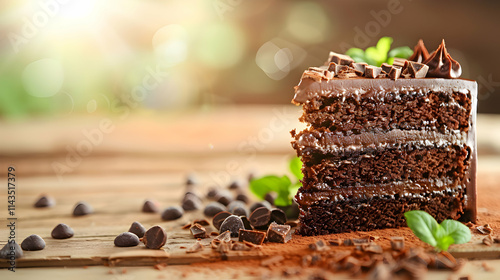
[297,187,466,235]
[301,90,471,134]
[300,145,469,188]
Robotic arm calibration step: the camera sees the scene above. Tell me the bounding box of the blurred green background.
[1,0,499,118]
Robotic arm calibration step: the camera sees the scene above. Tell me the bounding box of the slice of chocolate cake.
[291,40,477,235]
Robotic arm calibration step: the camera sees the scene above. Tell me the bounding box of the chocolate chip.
[142,199,159,213]
[247,171,257,182]
[238,229,266,245]
[390,236,405,251]
[235,193,249,204]
[186,173,198,185]
[327,51,354,66]
[215,191,233,206]
[186,241,204,253]
[51,223,74,239]
[114,232,140,247]
[240,216,253,230]
[206,187,219,199]
[34,195,55,208]
[219,215,244,237]
[203,202,227,217]
[212,211,231,230]
[21,234,45,251]
[128,221,146,238]
[264,192,277,205]
[0,241,23,259]
[249,207,271,229]
[143,226,167,249]
[228,201,248,217]
[249,201,271,213]
[72,201,93,216]
[364,66,382,78]
[309,240,328,251]
[228,180,243,190]
[270,209,287,225]
[267,222,291,243]
[190,223,207,239]
[161,206,184,221]
[182,193,202,211]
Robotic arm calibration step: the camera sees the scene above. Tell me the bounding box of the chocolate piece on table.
[182,193,202,211]
[0,241,23,259]
[228,180,243,190]
[240,216,253,230]
[267,222,291,243]
[350,62,367,76]
[206,187,219,199]
[343,239,354,246]
[388,66,402,80]
[249,207,271,229]
[227,200,246,213]
[238,229,266,245]
[327,51,354,66]
[192,219,209,226]
[235,193,249,204]
[424,39,461,78]
[232,206,249,217]
[328,238,343,246]
[186,241,204,253]
[142,199,159,213]
[249,201,271,213]
[212,211,231,230]
[390,236,405,251]
[21,234,45,251]
[214,230,232,242]
[476,224,492,235]
[364,66,382,78]
[34,195,55,208]
[264,192,277,205]
[215,191,233,206]
[270,208,287,225]
[219,215,245,237]
[483,235,493,246]
[409,39,430,63]
[114,232,140,247]
[190,223,207,239]
[161,206,184,221]
[143,226,167,249]
[363,244,383,254]
[309,239,328,251]
[73,201,93,216]
[51,223,74,239]
[128,221,146,238]
[203,202,227,217]
[231,241,251,251]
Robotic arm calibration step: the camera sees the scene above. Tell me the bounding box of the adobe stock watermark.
[213,0,245,20]
[338,0,411,52]
[476,74,500,101]
[208,106,298,187]
[51,63,168,181]
[7,0,72,54]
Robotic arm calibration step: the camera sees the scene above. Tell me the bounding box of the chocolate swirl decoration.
[424,40,462,78]
[408,39,430,63]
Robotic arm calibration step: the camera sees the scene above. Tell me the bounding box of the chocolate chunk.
[128,221,146,238]
[270,208,287,225]
[264,192,277,205]
[477,224,493,235]
[206,187,219,199]
[215,191,234,206]
[483,235,493,246]
[249,201,271,213]
[192,219,209,226]
[34,195,55,208]
[390,236,405,251]
[72,201,93,216]
[335,64,350,74]
[343,239,353,246]
[21,234,45,251]
[231,241,251,251]
[309,240,328,251]
[380,63,393,74]
[327,62,337,73]
[235,193,249,204]
[308,66,334,80]
[186,241,203,253]
[327,51,354,66]
[114,232,140,247]
[337,71,358,79]
[392,57,407,68]
[350,62,367,76]
[228,180,244,190]
[352,238,370,244]
[363,244,383,254]
[143,226,167,249]
[240,216,253,230]
[203,202,227,217]
[239,229,266,245]
[249,207,271,229]
[142,199,159,213]
[364,66,382,78]
[190,223,207,239]
[51,223,74,239]
[182,193,202,211]
[219,215,245,237]
[214,230,232,242]
[388,66,402,80]
[212,211,231,230]
[406,61,429,78]
[161,206,184,221]
[267,222,291,243]
[328,238,343,246]
[368,262,392,280]
[0,241,23,259]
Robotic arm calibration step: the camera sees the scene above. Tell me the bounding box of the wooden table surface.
[1,105,500,279]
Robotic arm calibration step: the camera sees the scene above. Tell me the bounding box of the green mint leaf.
[436,235,455,252]
[376,37,393,55]
[387,57,395,65]
[404,210,439,247]
[274,189,291,207]
[249,175,291,201]
[388,46,413,59]
[289,156,303,181]
[440,220,471,245]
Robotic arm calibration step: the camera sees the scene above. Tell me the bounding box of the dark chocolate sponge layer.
[297,188,466,235]
[301,90,471,135]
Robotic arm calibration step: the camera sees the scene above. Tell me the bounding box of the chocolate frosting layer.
[424,40,462,78]
[293,77,475,104]
[408,39,430,63]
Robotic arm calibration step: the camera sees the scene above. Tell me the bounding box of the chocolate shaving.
[476,224,493,235]
[390,237,405,251]
[186,241,204,253]
[308,239,328,251]
[190,223,207,239]
[483,235,494,246]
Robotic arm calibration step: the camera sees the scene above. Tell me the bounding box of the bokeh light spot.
[256,42,290,80]
[286,2,329,44]
[195,23,246,69]
[22,58,64,98]
[153,24,188,67]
